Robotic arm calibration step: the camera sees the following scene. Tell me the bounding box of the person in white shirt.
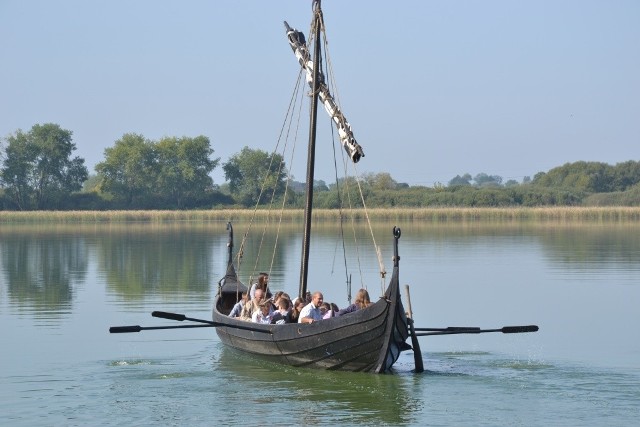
[298,291,324,324]
[252,301,273,324]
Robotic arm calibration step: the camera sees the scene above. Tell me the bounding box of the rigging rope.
[235,70,306,285]
[320,16,387,295]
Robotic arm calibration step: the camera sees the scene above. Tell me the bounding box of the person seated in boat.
[279,292,291,305]
[271,290,284,311]
[240,288,266,321]
[289,297,305,323]
[249,272,270,300]
[298,291,324,324]
[320,302,340,319]
[251,300,273,324]
[336,288,371,316]
[228,292,248,318]
[320,302,332,319]
[270,297,291,324]
[330,302,340,315]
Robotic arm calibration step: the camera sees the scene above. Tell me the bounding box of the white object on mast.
[284,21,365,163]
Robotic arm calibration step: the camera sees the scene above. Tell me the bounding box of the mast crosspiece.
[284,20,364,164]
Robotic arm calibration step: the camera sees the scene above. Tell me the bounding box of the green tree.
[314,179,329,191]
[532,161,613,193]
[610,160,640,191]
[448,173,472,187]
[155,136,219,208]
[95,134,157,208]
[222,147,287,206]
[82,174,102,192]
[363,172,398,191]
[97,134,220,208]
[474,172,503,187]
[0,123,88,210]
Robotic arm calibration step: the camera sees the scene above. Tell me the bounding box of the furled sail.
[284,21,365,163]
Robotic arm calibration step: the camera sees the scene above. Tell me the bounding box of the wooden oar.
[110,324,214,333]
[404,285,424,373]
[151,311,273,333]
[109,311,273,334]
[414,325,538,337]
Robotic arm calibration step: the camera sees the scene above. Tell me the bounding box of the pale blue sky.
[1,0,638,186]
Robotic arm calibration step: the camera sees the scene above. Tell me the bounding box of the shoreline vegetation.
[1,207,640,223]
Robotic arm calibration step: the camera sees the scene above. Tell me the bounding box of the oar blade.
[109,325,142,333]
[152,311,186,321]
[502,325,539,334]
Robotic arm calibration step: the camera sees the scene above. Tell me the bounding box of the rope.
[320,13,387,294]
[235,69,305,283]
[270,71,307,275]
[352,163,387,295]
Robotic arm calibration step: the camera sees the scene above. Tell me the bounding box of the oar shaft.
[414,327,481,332]
[152,311,214,325]
[414,325,538,337]
[150,310,272,333]
[111,311,273,334]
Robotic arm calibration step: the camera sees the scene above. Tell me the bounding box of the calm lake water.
[1,220,639,426]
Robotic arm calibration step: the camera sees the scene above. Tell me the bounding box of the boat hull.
[212,264,409,373]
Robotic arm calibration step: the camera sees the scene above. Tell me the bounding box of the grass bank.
[1,207,640,223]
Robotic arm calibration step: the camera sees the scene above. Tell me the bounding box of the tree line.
[1,123,639,210]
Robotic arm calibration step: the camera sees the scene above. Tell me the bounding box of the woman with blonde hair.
[336,288,371,316]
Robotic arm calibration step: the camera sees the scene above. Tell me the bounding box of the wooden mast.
[299,0,322,300]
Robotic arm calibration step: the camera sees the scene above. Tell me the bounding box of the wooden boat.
[211,0,413,373]
[214,224,409,373]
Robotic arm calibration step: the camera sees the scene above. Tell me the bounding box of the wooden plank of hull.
[212,264,409,373]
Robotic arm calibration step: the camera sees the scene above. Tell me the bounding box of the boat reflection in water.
[213,346,423,424]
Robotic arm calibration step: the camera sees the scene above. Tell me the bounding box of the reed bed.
[1,207,640,223]
[362,207,640,222]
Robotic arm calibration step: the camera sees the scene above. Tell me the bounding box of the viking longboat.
[214,224,409,373]
[212,1,413,373]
